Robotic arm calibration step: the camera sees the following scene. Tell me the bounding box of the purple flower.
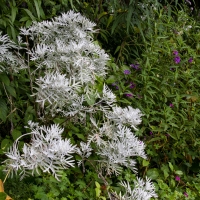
[130,63,140,70]
[184,192,188,197]
[125,93,133,97]
[188,57,193,63]
[112,82,119,90]
[124,70,131,75]
[149,131,153,136]
[130,82,136,89]
[175,176,180,181]
[173,50,179,56]
[174,56,181,64]
[169,103,174,108]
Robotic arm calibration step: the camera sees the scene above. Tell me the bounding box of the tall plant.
[0,11,157,199]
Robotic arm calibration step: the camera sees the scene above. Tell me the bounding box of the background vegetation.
[0,0,200,199]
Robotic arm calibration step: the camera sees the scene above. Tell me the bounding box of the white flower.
[106,106,143,130]
[102,84,116,105]
[0,32,26,72]
[34,71,81,108]
[96,124,147,175]
[119,177,158,200]
[4,122,76,180]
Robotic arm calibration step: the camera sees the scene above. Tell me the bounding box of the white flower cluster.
[86,124,146,175]
[113,178,157,200]
[2,10,157,199]
[0,32,26,72]
[4,122,76,180]
[106,106,143,130]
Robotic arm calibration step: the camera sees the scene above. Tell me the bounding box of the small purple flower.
[175,176,180,181]
[174,56,181,64]
[124,70,131,75]
[130,82,136,89]
[149,131,153,136]
[188,57,193,63]
[184,192,188,197]
[173,50,179,56]
[112,82,119,90]
[125,93,133,97]
[169,103,174,108]
[130,63,140,70]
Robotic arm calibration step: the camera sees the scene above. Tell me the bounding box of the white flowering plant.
[0,10,157,199]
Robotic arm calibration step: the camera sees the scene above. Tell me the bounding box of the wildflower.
[106,106,143,130]
[174,56,181,64]
[173,50,179,56]
[125,93,133,97]
[184,192,188,197]
[130,82,136,89]
[130,63,140,70]
[124,70,131,75]
[169,103,174,108]
[188,57,193,63]
[149,132,153,136]
[175,176,180,181]
[4,122,77,180]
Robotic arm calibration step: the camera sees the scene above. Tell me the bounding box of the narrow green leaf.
[11,6,18,23]
[5,85,16,97]
[0,73,10,85]
[168,162,174,171]
[0,98,8,122]
[106,15,113,28]
[23,9,36,21]
[33,0,41,20]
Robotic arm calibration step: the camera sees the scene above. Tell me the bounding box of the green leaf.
[1,138,13,150]
[12,129,22,140]
[0,73,10,85]
[34,0,41,20]
[95,187,101,197]
[175,170,183,176]
[106,15,113,28]
[146,168,159,180]
[106,75,117,84]
[76,134,85,141]
[23,9,36,21]
[0,98,8,122]
[11,6,18,23]
[0,192,7,199]
[168,162,174,171]
[142,160,149,167]
[5,85,16,97]
[95,181,101,189]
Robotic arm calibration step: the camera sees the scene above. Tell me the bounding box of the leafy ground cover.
[0,0,200,199]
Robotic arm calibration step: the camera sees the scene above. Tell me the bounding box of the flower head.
[125,93,133,97]
[175,176,180,181]
[184,192,188,197]
[124,70,131,75]
[173,50,179,56]
[130,63,140,70]
[188,57,193,63]
[130,82,136,89]
[169,103,174,108]
[174,56,181,64]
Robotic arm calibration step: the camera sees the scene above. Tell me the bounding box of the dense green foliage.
[0,0,200,199]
